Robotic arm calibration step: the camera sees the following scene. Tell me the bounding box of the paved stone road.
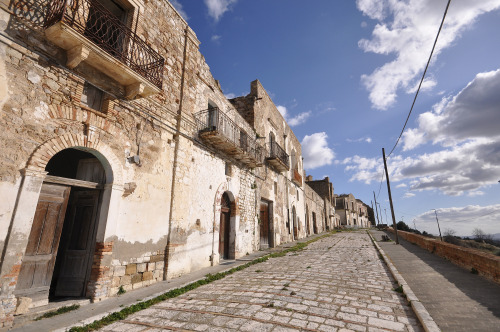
[101,232,422,331]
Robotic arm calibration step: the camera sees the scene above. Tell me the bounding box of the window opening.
[81,82,104,112]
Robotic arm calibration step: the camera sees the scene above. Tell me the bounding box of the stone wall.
[0,0,259,326]
[387,229,500,284]
[231,80,306,246]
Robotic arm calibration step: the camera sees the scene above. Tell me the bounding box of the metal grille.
[45,0,164,89]
[268,141,290,169]
[194,107,265,164]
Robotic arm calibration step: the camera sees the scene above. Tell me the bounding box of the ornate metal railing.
[44,0,164,89]
[268,141,289,169]
[194,108,264,165]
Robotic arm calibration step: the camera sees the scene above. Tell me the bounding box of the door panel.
[55,190,100,297]
[16,184,70,300]
[260,201,269,248]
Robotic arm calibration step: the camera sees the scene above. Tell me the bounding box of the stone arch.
[213,183,238,261]
[26,132,123,186]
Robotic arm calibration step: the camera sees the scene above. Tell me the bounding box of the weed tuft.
[117,286,126,295]
[35,304,80,321]
[393,285,403,293]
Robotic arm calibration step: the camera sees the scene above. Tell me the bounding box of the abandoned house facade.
[305,175,340,231]
[0,0,354,326]
[334,194,370,228]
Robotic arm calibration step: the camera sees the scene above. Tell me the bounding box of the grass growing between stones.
[35,304,80,321]
[68,232,336,332]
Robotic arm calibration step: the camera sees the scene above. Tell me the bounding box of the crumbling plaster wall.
[0,0,257,324]
[231,80,306,245]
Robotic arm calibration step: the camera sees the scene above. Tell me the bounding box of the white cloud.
[357,0,500,110]
[346,137,372,143]
[211,35,222,43]
[361,21,368,28]
[302,132,335,170]
[344,70,500,196]
[288,111,312,127]
[224,92,236,99]
[414,204,500,236]
[276,105,311,127]
[204,0,237,22]
[277,105,288,118]
[396,183,407,188]
[170,0,189,20]
[403,192,415,198]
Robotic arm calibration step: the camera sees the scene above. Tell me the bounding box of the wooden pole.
[382,148,399,244]
[373,191,380,226]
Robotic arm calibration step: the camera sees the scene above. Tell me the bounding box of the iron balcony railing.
[268,141,290,169]
[194,107,265,165]
[44,0,164,89]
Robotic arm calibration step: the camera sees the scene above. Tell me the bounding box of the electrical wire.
[387,0,451,158]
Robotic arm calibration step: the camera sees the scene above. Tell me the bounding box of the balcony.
[292,169,302,186]
[267,142,289,172]
[44,0,164,99]
[194,108,264,168]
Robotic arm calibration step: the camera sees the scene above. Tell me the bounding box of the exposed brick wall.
[388,229,500,284]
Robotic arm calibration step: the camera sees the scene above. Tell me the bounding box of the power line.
[387,0,452,158]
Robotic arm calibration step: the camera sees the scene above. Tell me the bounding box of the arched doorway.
[219,193,231,259]
[312,212,318,234]
[16,148,109,303]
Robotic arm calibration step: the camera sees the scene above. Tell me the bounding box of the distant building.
[334,194,370,228]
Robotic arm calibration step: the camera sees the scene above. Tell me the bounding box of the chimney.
[306,175,313,181]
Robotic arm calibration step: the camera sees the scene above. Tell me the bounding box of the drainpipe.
[165,27,190,279]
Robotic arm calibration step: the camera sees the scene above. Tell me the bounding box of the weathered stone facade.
[335,194,370,228]
[305,175,338,231]
[0,0,335,327]
[230,80,307,248]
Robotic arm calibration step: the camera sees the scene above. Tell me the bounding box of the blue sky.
[172,0,500,237]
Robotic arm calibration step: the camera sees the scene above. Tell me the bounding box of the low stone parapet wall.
[387,228,500,284]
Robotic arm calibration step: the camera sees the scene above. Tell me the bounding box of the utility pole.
[371,200,375,226]
[373,191,380,226]
[384,208,388,224]
[382,148,399,244]
[433,209,443,241]
[413,219,417,231]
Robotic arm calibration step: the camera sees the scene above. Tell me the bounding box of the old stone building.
[334,194,370,228]
[0,0,340,326]
[230,80,308,248]
[305,175,339,231]
[0,0,267,326]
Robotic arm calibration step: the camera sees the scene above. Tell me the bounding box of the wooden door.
[292,207,298,238]
[219,209,230,259]
[16,184,71,301]
[259,201,269,248]
[54,190,100,297]
[306,207,310,235]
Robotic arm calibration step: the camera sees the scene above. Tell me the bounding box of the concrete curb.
[367,231,441,332]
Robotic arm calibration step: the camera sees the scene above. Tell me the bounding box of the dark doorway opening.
[219,193,231,259]
[16,148,106,304]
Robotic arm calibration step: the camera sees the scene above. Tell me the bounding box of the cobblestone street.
[101,232,422,332]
